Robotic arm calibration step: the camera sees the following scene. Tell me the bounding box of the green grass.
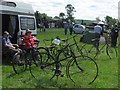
[0,65,2,89]
[2,28,119,88]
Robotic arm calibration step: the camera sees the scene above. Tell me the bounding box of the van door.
[17,15,37,44]
[18,15,37,36]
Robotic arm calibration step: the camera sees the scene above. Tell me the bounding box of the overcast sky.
[5,0,120,20]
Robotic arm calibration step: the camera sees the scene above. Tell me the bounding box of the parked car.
[73,24,86,34]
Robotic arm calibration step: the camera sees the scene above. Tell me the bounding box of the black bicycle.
[80,32,117,59]
[11,43,42,80]
[59,35,99,85]
[38,35,98,85]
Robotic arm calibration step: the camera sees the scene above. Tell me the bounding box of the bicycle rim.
[29,52,44,80]
[106,45,117,59]
[67,55,98,85]
[37,47,50,66]
[88,45,99,58]
[12,53,27,74]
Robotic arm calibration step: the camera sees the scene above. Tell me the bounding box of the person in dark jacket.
[111,24,119,47]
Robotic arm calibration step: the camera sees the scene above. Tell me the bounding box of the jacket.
[22,35,35,49]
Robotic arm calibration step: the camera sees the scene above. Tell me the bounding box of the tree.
[54,16,60,20]
[59,12,65,19]
[105,16,117,28]
[65,4,76,22]
[34,11,52,28]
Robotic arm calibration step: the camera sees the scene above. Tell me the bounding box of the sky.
[4,0,120,20]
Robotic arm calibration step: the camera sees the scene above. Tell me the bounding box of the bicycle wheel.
[79,44,88,57]
[12,52,27,74]
[37,47,49,66]
[56,50,74,80]
[30,48,56,80]
[40,58,57,80]
[87,45,99,58]
[106,45,117,59]
[66,55,98,85]
[29,51,43,80]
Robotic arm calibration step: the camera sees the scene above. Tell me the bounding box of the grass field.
[2,28,119,89]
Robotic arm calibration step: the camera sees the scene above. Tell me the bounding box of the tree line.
[34,4,119,29]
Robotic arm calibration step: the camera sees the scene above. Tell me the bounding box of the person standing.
[69,21,73,35]
[94,23,102,35]
[63,20,68,35]
[111,24,119,47]
[93,23,102,52]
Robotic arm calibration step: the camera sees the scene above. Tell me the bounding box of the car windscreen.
[20,17,35,30]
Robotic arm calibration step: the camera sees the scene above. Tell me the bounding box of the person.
[22,29,38,60]
[2,31,23,64]
[63,20,68,35]
[69,21,73,35]
[92,23,102,52]
[39,21,46,32]
[111,24,119,47]
[94,23,102,37]
[22,29,36,50]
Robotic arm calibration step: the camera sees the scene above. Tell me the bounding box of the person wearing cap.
[2,31,23,64]
[22,29,36,50]
[22,29,37,61]
[2,31,19,49]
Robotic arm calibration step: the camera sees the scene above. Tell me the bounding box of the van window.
[20,17,35,30]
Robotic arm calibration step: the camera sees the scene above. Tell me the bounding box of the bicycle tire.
[87,45,99,59]
[37,47,50,66]
[12,52,27,74]
[66,55,99,85]
[106,45,117,59]
[79,44,88,57]
[35,47,56,79]
[29,51,43,80]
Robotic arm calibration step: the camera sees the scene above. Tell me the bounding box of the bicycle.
[59,35,99,85]
[38,35,99,85]
[80,32,117,59]
[11,41,42,80]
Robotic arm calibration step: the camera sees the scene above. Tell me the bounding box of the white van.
[0,0,37,45]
